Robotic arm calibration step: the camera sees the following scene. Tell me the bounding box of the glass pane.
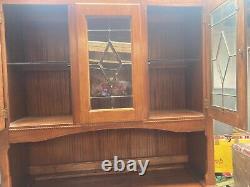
[223,95,237,111]
[210,0,237,111]
[213,94,223,108]
[212,60,222,93]
[223,16,237,56]
[211,0,237,26]
[211,27,221,60]
[224,56,236,96]
[211,7,237,60]
[87,16,133,110]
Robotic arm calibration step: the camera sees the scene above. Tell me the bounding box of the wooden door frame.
[0,3,8,132]
[73,4,144,124]
[0,4,11,187]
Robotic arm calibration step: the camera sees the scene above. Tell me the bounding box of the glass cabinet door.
[88,16,133,110]
[209,0,247,129]
[75,4,144,123]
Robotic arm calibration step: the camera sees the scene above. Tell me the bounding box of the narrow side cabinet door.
[207,0,247,129]
[0,4,7,132]
[0,4,11,187]
[74,4,144,123]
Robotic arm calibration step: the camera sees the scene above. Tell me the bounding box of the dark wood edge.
[204,1,216,186]
[9,119,206,143]
[204,117,216,186]
[237,0,248,130]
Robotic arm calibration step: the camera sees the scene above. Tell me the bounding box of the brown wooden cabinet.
[0,0,249,186]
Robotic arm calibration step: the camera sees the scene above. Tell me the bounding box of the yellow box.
[214,135,250,173]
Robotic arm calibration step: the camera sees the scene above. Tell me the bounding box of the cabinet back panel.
[8,71,27,121]
[27,130,187,165]
[185,16,203,112]
[4,5,69,63]
[8,70,72,121]
[9,144,29,187]
[25,71,71,116]
[149,68,186,110]
[187,132,206,178]
[186,64,203,112]
[147,6,202,112]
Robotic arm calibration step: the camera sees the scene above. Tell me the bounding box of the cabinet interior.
[147,6,203,119]
[4,5,73,127]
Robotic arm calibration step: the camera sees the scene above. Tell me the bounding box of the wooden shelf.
[10,115,73,128]
[149,110,205,121]
[148,58,199,69]
[8,62,70,71]
[31,168,202,187]
[9,119,205,144]
[9,113,205,143]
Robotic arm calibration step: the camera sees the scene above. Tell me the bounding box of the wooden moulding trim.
[146,0,202,6]
[2,0,142,4]
[3,0,201,5]
[9,119,206,143]
[29,155,188,179]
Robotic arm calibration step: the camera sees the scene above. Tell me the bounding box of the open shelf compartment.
[4,5,72,128]
[147,6,203,120]
[9,130,206,186]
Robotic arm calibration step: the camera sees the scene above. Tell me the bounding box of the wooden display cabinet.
[0,0,249,186]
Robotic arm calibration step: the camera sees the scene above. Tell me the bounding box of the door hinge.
[1,109,8,119]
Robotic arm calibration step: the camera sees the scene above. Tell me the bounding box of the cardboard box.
[233,143,250,187]
[214,135,250,173]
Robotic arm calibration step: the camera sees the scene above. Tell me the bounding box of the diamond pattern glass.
[211,0,237,111]
[87,16,132,110]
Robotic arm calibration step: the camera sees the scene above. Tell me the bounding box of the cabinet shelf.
[91,95,132,99]
[9,115,205,144]
[8,61,70,71]
[10,115,73,128]
[148,58,199,69]
[149,110,205,121]
[31,168,203,187]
